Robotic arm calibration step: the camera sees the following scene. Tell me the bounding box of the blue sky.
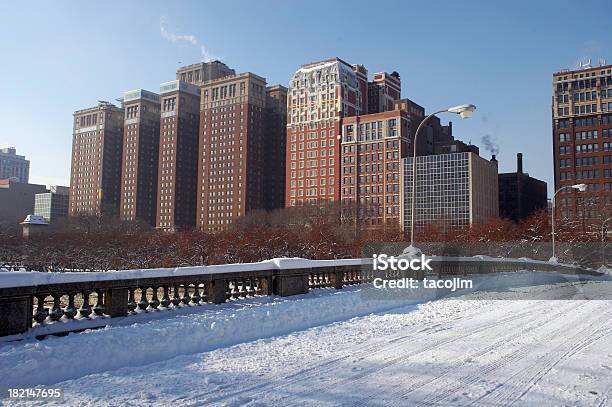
[0,0,610,195]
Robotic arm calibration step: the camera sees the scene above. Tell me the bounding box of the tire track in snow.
[206,300,563,406]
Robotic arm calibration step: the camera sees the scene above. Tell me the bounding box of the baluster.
[127,288,137,313]
[93,290,105,316]
[49,294,63,321]
[247,277,256,296]
[64,293,77,319]
[33,294,48,323]
[181,284,191,305]
[231,279,240,299]
[171,284,181,307]
[149,286,160,309]
[137,287,149,310]
[79,291,92,318]
[192,283,201,304]
[160,286,171,308]
[239,278,247,297]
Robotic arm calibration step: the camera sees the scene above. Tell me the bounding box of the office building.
[286,57,368,207]
[34,185,69,223]
[0,147,30,183]
[264,85,288,210]
[197,73,267,230]
[0,179,47,228]
[402,152,499,231]
[156,80,201,231]
[69,101,124,216]
[176,61,235,86]
[120,89,161,225]
[368,72,401,114]
[552,62,612,220]
[498,153,548,221]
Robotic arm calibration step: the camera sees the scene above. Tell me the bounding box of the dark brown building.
[368,72,401,114]
[264,85,288,210]
[120,89,161,225]
[69,101,124,216]
[499,153,548,221]
[552,63,612,221]
[156,81,201,231]
[197,73,267,230]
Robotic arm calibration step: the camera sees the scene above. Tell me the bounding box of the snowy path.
[3,276,612,406]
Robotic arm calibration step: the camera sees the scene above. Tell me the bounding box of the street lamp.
[550,183,587,262]
[405,104,476,255]
[602,217,612,266]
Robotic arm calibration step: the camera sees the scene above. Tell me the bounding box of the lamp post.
[602,217,612,266]
[550,183,587,262]
[406,104,476,255]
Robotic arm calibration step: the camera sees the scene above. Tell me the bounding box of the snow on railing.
[0,256,599,340]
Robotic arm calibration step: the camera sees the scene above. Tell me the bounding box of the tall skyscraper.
[552,63,612,221]
[286,58,368,207]
[264,85,288,210]
[368,72,401,114]
[0,147,30,183]
[69,101,124,216]
[120,89,161,225]
[176,61,235,86]
[197,72,267,230]
[156,80,201,231]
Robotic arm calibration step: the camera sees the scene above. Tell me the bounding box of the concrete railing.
[0,256,599,339]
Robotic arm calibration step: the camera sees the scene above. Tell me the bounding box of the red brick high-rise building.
[368,72,401,114]
[119,89,160,225]
[156,80,201,231]
[552,62,612,221]
[197,73,268,230]
[69,101,124,216]
[285,58,368,207]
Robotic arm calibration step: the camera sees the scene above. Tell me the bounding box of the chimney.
[517,153,523,174]
[491,154,497,162]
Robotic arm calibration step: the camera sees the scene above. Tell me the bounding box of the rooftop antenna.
[598,57,607,67]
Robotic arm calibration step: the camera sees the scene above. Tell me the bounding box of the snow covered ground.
[1,271,611,407]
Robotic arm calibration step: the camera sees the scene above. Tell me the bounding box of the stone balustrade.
[0,256,599,339]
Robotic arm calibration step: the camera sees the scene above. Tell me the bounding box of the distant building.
[552,62,612,220]
[197,72,267,230]
[0,179,47,228]
[156,80,201,231]
[498,153,548,221]
[120,89,161,225]
[34,185,69,224]
[0,147,29,183]
[264,85,288,210]
[176,61,235,86]
[402,152,499,231]
[69,101,124,216]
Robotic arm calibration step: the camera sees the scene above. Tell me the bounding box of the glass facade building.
[34,188,69,223]
[402,152,498,231]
